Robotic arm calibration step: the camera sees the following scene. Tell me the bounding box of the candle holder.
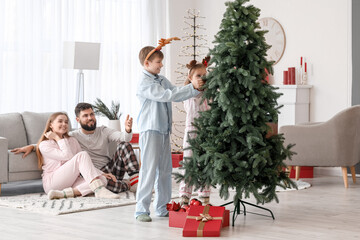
[299,57,303,85]
[301,62,308,85]
[301,72,308,85]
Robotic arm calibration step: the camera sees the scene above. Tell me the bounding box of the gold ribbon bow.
[196,213,213,222]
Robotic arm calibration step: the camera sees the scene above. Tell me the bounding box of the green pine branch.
[92,98,121,120]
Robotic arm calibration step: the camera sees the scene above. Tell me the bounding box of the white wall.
[168,0,352,124]
[167,0,203,151]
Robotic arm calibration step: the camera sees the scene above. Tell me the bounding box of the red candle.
[283,71,288,85]
[288,67,296,85]
[300,57,303,66]
[305,62,307,72]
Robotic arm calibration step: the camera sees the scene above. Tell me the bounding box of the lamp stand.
[76,69,84,103]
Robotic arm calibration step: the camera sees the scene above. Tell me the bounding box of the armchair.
[279,105,360,188]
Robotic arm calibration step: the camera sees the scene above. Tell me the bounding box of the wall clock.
[258,17,286,65]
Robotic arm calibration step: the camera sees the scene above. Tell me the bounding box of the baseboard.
[314,167,360,177]
[174,167,359,177]
[314,167,341,177]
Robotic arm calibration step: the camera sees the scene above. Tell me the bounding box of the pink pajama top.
[183,93,210,157]
[39,137,82,187]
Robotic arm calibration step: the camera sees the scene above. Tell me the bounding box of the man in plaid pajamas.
[70,102,139,193]
[12,103,139,193]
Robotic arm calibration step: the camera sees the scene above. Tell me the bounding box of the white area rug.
[0,180,310,215]
[275,179,311,192]
[0,191,138,215]
[0,188,186,216]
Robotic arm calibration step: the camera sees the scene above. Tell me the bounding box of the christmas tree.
[175,0,295,205]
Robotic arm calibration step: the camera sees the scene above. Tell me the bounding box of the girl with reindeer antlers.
[135,37,204,222]
[178,57,212,206]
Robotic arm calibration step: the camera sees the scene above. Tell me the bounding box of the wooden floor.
[0,175,359,240]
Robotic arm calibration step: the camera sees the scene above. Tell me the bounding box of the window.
[0,0,168,130]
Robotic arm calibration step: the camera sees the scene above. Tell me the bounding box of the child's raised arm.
[137,78,199,103]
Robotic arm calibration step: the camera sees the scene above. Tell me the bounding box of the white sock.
[129,174,139,192]
[199,196,210,205]
[48,188,74,200]
[90,179,120,199]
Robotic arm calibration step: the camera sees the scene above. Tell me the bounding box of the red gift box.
[289,166,314,178]
[183,205,225,237]
[222,210,230,228]
[169,208,230,229]
[172,152,183,168]
[130,133,139,143]
[169,211,188,228]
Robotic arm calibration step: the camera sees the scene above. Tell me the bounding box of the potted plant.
[92,98,122,130]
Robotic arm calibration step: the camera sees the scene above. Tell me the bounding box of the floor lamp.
[63,42,101,104]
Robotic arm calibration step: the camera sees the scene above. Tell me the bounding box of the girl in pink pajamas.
[179,57,211,206]
[36,112,119,199]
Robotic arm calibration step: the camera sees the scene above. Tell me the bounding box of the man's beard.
[80,120,97,131]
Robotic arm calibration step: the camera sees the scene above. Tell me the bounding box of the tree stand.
[221,200,275,226]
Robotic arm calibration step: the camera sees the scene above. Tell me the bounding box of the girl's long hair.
[36,112,70,169]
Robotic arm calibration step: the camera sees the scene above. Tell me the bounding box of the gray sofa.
[0,112,53,194]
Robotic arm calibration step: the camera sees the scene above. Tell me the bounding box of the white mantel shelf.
[272,85,313,128]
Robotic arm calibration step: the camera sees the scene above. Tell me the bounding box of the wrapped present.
[169,211,188,228]
[171,152,183,168]
[130,133,139,143]
[289,166,314,178]
[168,199,196,228]
[168,201,187,228]
[222,210,230,228]
[170,205,230,229]
[183,205,225,237]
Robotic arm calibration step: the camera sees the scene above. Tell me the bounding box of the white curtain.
[0,0,168,130]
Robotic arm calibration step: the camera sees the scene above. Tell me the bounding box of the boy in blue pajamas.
[135,40,202,222]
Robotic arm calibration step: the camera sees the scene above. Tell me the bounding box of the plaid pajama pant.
[101,142,140,193]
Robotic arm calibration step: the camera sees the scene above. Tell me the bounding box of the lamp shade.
[63,41,100,70]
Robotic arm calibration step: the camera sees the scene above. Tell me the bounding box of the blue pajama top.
[137,70,199,134]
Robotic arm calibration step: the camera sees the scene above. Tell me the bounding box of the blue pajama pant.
[135,130,172,217]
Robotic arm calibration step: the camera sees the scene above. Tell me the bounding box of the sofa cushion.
[8,151,39,172]
[22,111,54,144]
[0,112,27,148]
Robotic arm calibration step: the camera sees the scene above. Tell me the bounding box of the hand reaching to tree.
[124,114,133,133]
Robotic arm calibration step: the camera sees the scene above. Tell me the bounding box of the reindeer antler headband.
[202,56,210,67]
[186,56,211,73]
[145,37,181,62]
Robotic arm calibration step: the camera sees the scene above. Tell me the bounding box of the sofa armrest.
[297,122,323,126]
[0,137,9,183]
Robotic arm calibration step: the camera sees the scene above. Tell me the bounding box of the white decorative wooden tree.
[171,9,208,152]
